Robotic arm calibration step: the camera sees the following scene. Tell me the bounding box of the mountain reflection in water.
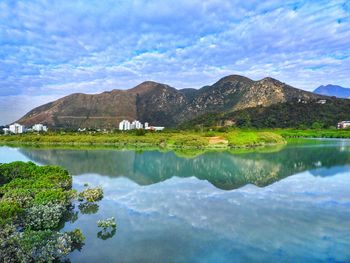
[17,140,350,190]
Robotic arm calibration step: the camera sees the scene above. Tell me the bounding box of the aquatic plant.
[24,204,65,230]
[78,187,103,202]
[97,217,117,240]
[0,227,84,263]
[0,162,85,262]
[97,217,116,229]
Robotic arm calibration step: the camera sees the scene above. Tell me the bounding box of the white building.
[119,120,131,130]
[32,124,48,132]
[2,128,9,135]
[9,123,25,134]
[119,120,164,131]
[145,126,165,131]
[131,120,143,129]
[317,99,327,104]
[337,121,350,129]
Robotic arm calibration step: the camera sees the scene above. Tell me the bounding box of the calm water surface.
[0,140,350,263]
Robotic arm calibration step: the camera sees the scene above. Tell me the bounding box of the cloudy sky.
[0,0,350,124]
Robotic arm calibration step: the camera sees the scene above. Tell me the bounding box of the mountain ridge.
[314,84,350,98]
[17,74,340,129]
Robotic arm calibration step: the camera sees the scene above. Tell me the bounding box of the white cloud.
[0,0,350,124]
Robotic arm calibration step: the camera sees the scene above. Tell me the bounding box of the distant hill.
[314,84,350,99]
[16,75,349,129]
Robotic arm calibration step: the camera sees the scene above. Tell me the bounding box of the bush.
[0,162,87,262]
[25,204,65,230]
[78,187,103,202]
[2,188,34,208]
[97,217,117,240]
[34,189,76,206]
[97,217,116,229]
[172,135,208,148]
[0,161,37,184]
[0,200,23,226]
[9,229,84,262]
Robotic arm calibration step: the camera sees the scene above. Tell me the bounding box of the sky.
[0,0,350,125]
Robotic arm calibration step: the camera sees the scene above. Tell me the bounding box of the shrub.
[97,217,117,240]
[78,187,103,202]
[97,217,116,229]
[25,204,65,230]
[0,200,23,226]
[34,189,76,206]
[68,229,85,250]
[2,188,34,208]
[10,229,84,262]
[172,135,208,147]
[0,162,87,262]
[0,161,37,184]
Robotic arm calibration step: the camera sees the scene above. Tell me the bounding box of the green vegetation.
[224,130,285,147]
[275,128,350,139]
[0,129,286,149]
[78,187,104,202]
[0,162,84,262]
[181,100,350,129]
[97,217,117,240]
[2,128,350,153]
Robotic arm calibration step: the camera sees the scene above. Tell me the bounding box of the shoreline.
[1,129,349,151]
[0,130,286,150]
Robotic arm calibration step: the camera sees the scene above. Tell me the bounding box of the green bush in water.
[97,217,117,240]
[78,187,103,202]
[0,162,85,262]
[24,204,65,230]
[0,227,85,263]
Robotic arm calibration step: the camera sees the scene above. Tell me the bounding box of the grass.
[0,130,287,149]
[274,128,350,139]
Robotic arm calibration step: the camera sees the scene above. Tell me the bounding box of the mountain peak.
[259,77,283,85]
[314,84,350,98]
[214,74,254,85]
[130,81,172,94]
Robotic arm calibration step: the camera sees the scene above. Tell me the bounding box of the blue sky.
[1,0,350,124]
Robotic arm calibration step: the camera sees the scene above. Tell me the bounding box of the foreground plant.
[0,162,85,262]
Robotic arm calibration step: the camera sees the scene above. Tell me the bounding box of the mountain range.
[16,75,350,129]
[314,84,350,99]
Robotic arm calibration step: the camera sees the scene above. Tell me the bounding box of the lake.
[1,139,350,262]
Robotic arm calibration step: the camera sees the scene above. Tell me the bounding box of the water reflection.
[15,140,350,190]
[97,227,117,241]
[78,202,99,215]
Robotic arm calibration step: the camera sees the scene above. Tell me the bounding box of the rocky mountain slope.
[17,75,337,129]
[314,84,350,99]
